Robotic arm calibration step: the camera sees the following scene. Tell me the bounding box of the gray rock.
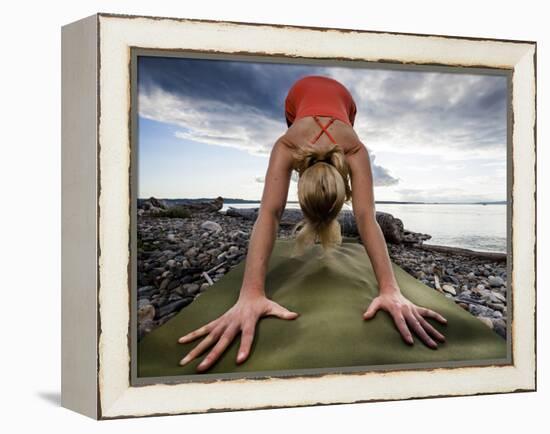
[201,220,222,233]
[460,289,472,298]
[487,301,505,312]
[185,247,199,258]
[442,284,456,295]
[469,304,495,317]
[229,229,248,239]
[488,275,505,287]
[493,292,507,303]
[159,277,170,291]
[137,298,151,309]
[168,293,183,302]
[138,285,155,296]
[138,304,155,322]
[217,252,227,260]
[155,298,194,318]
[477,316,494,329]
[492,318,507,338]
[206,248,222,257]
[184,283,201,295]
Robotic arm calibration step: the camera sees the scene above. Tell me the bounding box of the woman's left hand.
[363,290,448,349]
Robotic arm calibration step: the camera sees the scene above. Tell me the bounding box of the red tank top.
[284,75,357,130]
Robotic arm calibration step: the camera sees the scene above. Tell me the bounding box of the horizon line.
[138,197,507,205]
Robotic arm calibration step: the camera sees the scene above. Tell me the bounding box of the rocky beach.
[137,197,508,342]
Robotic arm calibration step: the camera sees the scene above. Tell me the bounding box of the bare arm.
[239,138,295,298]
[347,144,447,348]
[177,138,299,371]
[347,144,399,292]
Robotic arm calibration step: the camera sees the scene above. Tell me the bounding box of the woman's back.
[282,75,363,156]
[281,115,363,157]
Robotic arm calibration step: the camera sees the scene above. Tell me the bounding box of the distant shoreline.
[137,197,507,254]
[139,197,507,206]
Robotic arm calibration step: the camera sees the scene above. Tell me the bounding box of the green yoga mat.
[138,237,507,377]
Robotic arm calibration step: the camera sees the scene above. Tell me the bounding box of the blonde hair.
[289,143,352,257]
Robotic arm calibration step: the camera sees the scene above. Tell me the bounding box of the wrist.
[239,286,266,301]
[378,283,401,295]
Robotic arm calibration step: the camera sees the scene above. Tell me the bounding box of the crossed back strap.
[310,115,337,145]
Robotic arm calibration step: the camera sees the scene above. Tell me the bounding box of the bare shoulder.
[344,139,371,177]
[344,139,367,158]
[268,134,296,171]
[339,125,366,156]
[343,131,368,160]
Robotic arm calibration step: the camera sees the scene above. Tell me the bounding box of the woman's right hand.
[177,293,299,372]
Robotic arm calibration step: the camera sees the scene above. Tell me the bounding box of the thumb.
[266,301,299,320]
[363,298,381,320]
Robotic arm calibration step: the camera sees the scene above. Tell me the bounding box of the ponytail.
[289,143,352,257]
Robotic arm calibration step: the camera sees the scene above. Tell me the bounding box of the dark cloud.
[138,56,315,122]
[138,56,507,192]
[332,68,508,152]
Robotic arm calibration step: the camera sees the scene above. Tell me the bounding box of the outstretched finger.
[178,318,218,344]
[363,298,381,320]
[236,322,256,364]
[179,328,222,366]
[197,325,239,372]
[414,310,446,343]
[405,311,438,349]
[418,307,448,325]
[390,310,414,345]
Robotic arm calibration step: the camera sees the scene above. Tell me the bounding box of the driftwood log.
[138,196,224,214]
[175,196,224,212]
[418,244,507,262]
[224,207,431,245]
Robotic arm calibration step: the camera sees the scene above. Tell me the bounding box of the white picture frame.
[61,12,536,419]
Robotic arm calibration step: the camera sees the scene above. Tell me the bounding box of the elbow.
[354,208,377,225]
[259,207,284,223]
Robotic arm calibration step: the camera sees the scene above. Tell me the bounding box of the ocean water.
[221,202,507,253]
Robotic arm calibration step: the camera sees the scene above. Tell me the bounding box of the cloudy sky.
[137,55,508,203]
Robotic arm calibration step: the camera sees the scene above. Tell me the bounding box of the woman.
[177,75,448,372]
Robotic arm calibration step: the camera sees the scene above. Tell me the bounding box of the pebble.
[185,247,199,258]
[469,304,495,317]
[201,220,222,233]
[492,318,507,338]
[185,283,201,295]
[138,304,155,322]
[477,316,494,329]
[493,292,506,303]
[155,298,193,318]
[442,284,456,295]
[488,275,505,287]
